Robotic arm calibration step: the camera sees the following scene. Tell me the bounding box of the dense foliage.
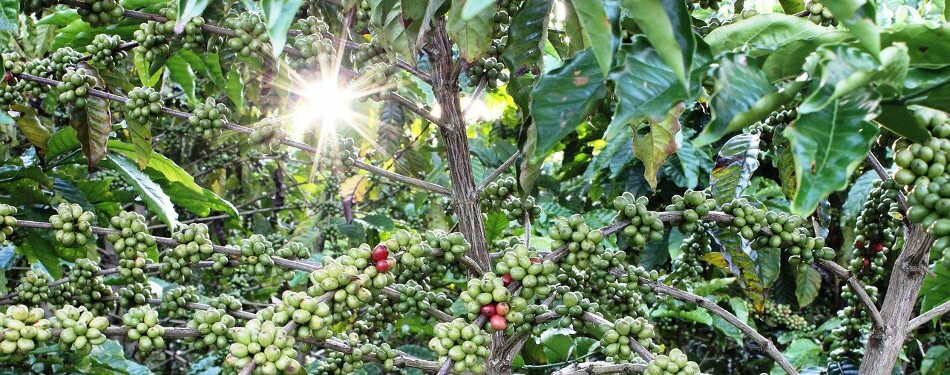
[0,0,947,374]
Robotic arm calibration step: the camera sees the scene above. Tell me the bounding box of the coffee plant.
[0,0,948,374]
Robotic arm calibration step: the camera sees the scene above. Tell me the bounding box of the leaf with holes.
[633,103,682,189]
[710,133,761,205]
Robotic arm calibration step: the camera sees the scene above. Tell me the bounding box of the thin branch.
[907,300,950,333]
[14,73,451,196]
[552,361,646,375]
[475,151,522,193]
[639,278,798,375]
[148,205,304,230]
[817,260,886,329]
[388,92,447,128]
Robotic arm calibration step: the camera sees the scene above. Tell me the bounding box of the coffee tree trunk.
[428,19,491,272]
[859,225,934,375]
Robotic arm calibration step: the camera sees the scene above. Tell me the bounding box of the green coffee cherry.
[159,286,198,319]
[249,119,286,154]
[124,86,162,125]
[107,211,156,283]
[224,13,270,58]
[613,193,665,247]
[49,203,95,248]
[52,305,108,356]
[428,318,490,374]
[15,270,50,306]
[225,318,302,374]
[122,306,165,355]
[184,307,235,350]
[189,97,230,139]
[161,223,215,283]
[78,0,124,27]
[118,282,153,309]
[494,244,556,300]
[0,305,51,356]
[644,349,702,375]
[0,204,17,243]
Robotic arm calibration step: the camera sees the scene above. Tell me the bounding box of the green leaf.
[105,153,180,229]
[561,2,586,57]
[133,51,163,87]
[710,133,761,205]
[38,9,79,26]
[620,0,695,89]
[11,105,51,153]
[875,104,930,143]
[107,141,238,219]
[922,345,949,375]
[773,131,797,200]
[694,53,775,146]
[461,0,493,19]
[795,266,822,307]
[881,23,950,67]
[484,211,509,243]
[447,0,495,61]
[784,92,880,216]
[607,37,693,137]
[21,233,63,279]
[501,0,551,112]
[401,0,444,55]
[799,46,879,114]
[719,231,766,310]
[175,0,210,33]
[756,247,782,289]
[89,340,153,375]
[529,48,606,160]
[46,127,81,162]
[705,14,832,56]
[842,170,879,222]
[729,297,750,326]
[778,0,804,13]
[541,333,572,362]
[262,0,305,57]
[225,69,245,112]
[821,0,878,57]
[921,262,949,314]
[368,0,414,61]
[0,0,16,33]
[165,54,196,102]
[633,104,682,189]
[772,338,824,374]
[762,32,850,81]
[126,120,152,170]
[569,0,612,77]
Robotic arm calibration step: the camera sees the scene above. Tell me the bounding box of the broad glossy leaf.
[262,0,305,57]
[607,38,685,137]
[694,53,775,146]
[711,229,765,310]
[447,0,494,60]
[785,91,880,215]
[762,32,849,81]
[620,0,695,88]
[570,0,612,77]
[633,104,682,189]
[401,0,444,53]
[528,48,606,160]
[799,45,878,114]
[225,69,245,112]
[502,0,551,112]
[772,339,824,374]
[126,120,152,170]
[710,133,761,205]
[11,105,50,153]
[921,262,949,313]
[778,0,804,13]
[881,23,950,67]
[922,345,949,375]
[842,170,878,222]
[484,211,509,242]
[822,0,879,57]
[705,14,831,56]
[105,153,180,229]
[561,1,586,57]
[46,127,81,162]
[795,266,822,307]
[133,51,163,87]
[37,9,79,26]
[773,131,797,199]
[368,0,414,62]
[165,54,196,101]
[875,104,930,143]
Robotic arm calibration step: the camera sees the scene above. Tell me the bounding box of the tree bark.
[426,19,491,272]
[859,224,934,374]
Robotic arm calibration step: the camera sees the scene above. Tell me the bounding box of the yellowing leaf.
[633,104,683,189]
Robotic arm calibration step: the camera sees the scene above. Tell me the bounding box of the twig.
[639,278,798,375]
[551,361,647,375]
[148,205,303,230]
[817,260,886,329]
[475,151,522,193]
[906,300,950,333]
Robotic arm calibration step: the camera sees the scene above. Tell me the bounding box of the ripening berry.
[490,315,507,330]
[375,259,390,273]
[371,244,389,262]
[480,304,496,317]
